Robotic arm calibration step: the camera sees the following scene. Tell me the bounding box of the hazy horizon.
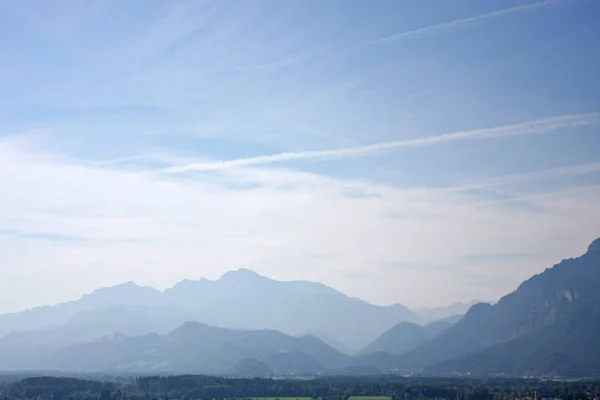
[1,0,600,313]
[0,267,493,315]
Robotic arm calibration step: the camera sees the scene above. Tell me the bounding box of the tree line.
[2,375,600,400]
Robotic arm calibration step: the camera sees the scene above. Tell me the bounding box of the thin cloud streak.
[445,162,600,193]
[164,112,600,173]
[350,0,559,49]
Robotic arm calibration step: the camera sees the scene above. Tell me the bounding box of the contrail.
[446,162,600,193]
[350,0,559,49]
[164,112,600,173]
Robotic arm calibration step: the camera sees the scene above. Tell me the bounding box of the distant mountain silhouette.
[164,269,420,350]
[425,314,463,334]
[306,331,354,355]
[0,305,193,370]
[20,322,352,375]
[0,318,409,375]
[415,300,485,323]
[357,316,459,356]
[0,282,164,338]
[3,238,599,377]
[401,237,600,377]
[0,268,420,352]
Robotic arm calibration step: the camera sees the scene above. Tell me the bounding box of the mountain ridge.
[26,321,353,375]
[358,316,459,356]
[398,237,600,376]
[2,237,598,376]
[0,269,420,352]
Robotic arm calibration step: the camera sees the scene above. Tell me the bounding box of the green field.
[349,397,392,400]
[252,398,313,400]
[251,397,390,400]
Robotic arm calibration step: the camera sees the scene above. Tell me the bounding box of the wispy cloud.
[164,112,600,173]
[462,251,539,262]
[18,232,85,242]
[2,137,600,312]
[446,162,600,193]
[350,0,559,49]
[2,0,599,314]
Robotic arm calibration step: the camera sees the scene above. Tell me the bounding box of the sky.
[1,0,600,313]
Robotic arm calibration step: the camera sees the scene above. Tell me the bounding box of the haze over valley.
[1,238,599,377]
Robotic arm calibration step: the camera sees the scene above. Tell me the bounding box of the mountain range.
[0,237,598,377]
[0,268,470,353]
[414,301,485,322]
[357,314,462,356]
[47,322,351,375]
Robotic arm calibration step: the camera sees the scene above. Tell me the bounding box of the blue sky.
[1,0,599,312]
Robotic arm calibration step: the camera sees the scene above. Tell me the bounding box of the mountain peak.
[169,321,212,337]
[82,281,162,307]
[587,237,600,254]
[219,268,264,281]
[464,302,492,317]
[118,281,142,288]
[87,281,147,295]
